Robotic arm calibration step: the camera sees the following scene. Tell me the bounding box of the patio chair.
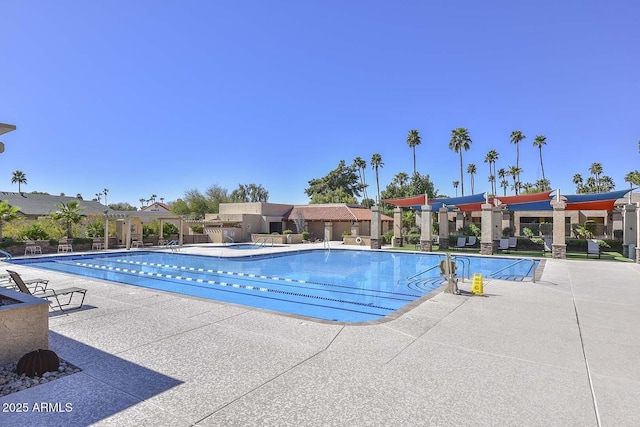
[508,237,518,251]
[453,237,467,249]
[58,238,73,253]
[587,239,601,259]
[543,238,553,255]
[24,240,43,255]
[465,236,478,248]
[498,238,510,253]
[7,270,86,311]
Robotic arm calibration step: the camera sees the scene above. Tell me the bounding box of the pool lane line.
[106,258,424,298]
[71,261,400,312]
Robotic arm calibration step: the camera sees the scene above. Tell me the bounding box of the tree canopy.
[305,160,362,203]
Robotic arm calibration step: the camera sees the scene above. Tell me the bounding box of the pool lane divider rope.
[102,258,420,299]
[72,260,399,312]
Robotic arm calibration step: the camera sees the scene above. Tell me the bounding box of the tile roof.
[0,191,114,216]
[285,204,392,222]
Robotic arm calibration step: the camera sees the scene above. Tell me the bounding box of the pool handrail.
[404,264,440,284]
[0,249,12,260]
[488,258,537,283]
[253,237,274,247]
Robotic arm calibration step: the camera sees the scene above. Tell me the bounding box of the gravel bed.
[0,359,82,398]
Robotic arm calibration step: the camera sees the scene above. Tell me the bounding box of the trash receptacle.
[629,244,636,260]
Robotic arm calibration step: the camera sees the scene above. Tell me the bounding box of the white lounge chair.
[543,238,553,255]
[453,237,466,249]
[508,237,518,251]
[498,238,510,253]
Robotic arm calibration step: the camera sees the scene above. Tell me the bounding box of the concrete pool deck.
[0,244,639,426]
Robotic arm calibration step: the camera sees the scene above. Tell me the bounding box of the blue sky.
[2,0,639,208]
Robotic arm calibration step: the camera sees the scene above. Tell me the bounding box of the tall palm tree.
[488,175,496,194]
[353,157,369,200]
[484,149,499,194]
[449,128,472,196]
[532,135,547,181]
[452,181,459,197]
[589,163,603,192]
[467,163,477,194]
[370,153,384,203]
[11,170,27,193]
[103,188,109,206]
[510,130,526,170]
[406,129,422,175]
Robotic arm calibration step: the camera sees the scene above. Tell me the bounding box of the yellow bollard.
[471,273,484,295]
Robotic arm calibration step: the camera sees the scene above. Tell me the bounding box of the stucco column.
[420,205,433,251]
[351,221,359,236]
[438,207,449,249]
[551,199,567,259]
[104,216,109,250]
[324,222,333,242]
[370,206,382,249]
[456,211,465,234]
[622,204,636,258]
[125,216,132,250]
[393,207,403,247]
[480,203,495,255]
[636,202,640,263]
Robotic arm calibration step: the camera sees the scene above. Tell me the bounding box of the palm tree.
[510,130,526,170]
[52,201,86,238]
[0,200,21,239]
[452,180,459,197]
[449,128,472,196]
[95,193,102,203]
[406,129,422,175]
[497,168,507,192]
[532,135,547,181]
[103,188,109,206]
[484,150,499,194]
[589,163,603,192]
[508,165,523,195]
[488,175,496,194]
[11,170,27,193]
[624,171,640,189]
[139,198,146,209]
[500,180,509,196]
[370,153,384,203]
[467,163,477,194]
[573,173,584,193]
[353,157,369,200]
[393,172,409,188]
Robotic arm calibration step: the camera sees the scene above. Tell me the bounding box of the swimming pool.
[10,249,538,323]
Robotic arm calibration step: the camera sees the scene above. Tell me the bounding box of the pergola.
[103,213,184,250]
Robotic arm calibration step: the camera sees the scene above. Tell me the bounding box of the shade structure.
[383,189,632,212]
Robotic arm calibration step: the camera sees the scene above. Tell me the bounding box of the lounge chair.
[587,239,601,258]
[6,273,49,293]
[58,238,73,253]
[7,270,86,311]
[466,236,477,248]
[543,238,553,255]
[498,238,510,253]
[508,237,518,251]
[453,237,467,249]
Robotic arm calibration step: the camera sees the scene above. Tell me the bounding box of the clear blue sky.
[2,0,639,208]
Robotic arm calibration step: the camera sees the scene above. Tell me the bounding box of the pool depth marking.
[72,260,400,311]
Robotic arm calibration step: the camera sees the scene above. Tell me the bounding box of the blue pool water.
[10,249,538,323]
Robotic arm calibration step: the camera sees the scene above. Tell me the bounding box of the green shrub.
[23,223,50,240]
[283,229,293,235]
[190,224,204,234]
[341,230,352,237]
[302,231,310,240]
[502,227,513,238]
[383,230,394,244]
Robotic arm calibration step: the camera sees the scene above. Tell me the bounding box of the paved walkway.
[1,246,639,426]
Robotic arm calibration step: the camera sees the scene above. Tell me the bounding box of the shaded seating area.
[498,238,510,253]
[7,270,86,311]
[587,239,601,258]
